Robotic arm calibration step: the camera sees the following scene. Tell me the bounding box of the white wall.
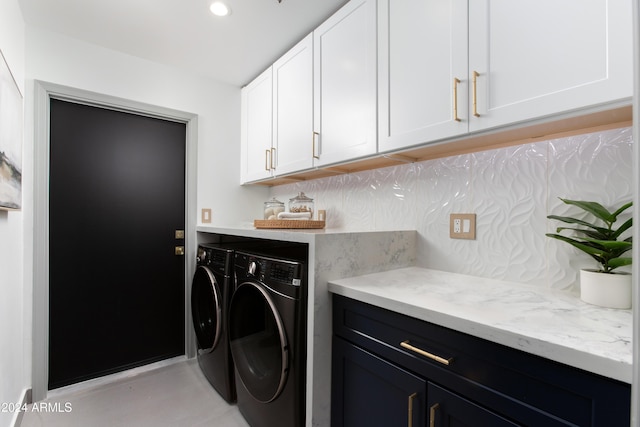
[0,0,26,425]
[24,26,267,228]
[270,126,634,291]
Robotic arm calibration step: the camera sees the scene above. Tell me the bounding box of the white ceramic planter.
[580,269,632,309]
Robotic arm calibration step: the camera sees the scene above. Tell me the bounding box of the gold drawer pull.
[408,392,417,427]
[429,403,440,427]
[400,340,453,366]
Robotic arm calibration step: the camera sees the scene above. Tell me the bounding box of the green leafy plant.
[546,198,632,273]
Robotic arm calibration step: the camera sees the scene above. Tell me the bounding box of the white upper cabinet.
[468,0,633,132]
[240,67,273,183]
[313,0,378,166]
[272,34,314,176]
[378,0,468,153]
[243,0,632,183]
[378,0,633,152]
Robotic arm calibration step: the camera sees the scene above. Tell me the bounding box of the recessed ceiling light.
[210,1,231,17]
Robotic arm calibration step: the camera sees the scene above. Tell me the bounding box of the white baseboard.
[10,388,32,427]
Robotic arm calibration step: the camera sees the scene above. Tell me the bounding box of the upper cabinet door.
[273,34,314,176]
[468,0,633,132]
[378,0,468,153]
[313,0,378,167]
[241,67,273,183]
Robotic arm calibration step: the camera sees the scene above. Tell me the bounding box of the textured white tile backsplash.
[270,127,633,289]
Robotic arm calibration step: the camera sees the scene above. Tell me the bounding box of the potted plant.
[546,198,633,309]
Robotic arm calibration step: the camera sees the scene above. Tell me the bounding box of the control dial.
[248,260,259,276]
[196,247,206,263]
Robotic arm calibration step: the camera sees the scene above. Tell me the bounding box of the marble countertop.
[197,225,415,243]
[328,267,632,383]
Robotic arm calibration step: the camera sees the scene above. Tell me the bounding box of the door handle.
[429,403,440,427]
[271,147,276,170]
[312,132,320,159]
[407,392,417,427]
[472,71,480,117]
[453,77,461,122]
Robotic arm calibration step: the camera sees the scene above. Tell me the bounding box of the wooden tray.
[254,219,325,229]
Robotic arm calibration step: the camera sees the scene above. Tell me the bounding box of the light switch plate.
[450,213,476,239]
[201,208,212,224]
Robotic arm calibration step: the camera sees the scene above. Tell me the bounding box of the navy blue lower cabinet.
[331,295,631,427]
[332,337,426,427]
[427,382,518,427]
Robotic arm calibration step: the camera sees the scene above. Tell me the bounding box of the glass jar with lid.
[264,197,285,220]
[289,192,314,219]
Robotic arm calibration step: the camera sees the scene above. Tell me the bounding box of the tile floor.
[20,359,249,427]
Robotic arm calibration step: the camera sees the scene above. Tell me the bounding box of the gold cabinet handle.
[453,77,461,122]
[312,131,320,159]
[429,403,440,427]
[472,71,480,117]
[408,393,417,427]
[400,340,453,366]
[265,149,271,171]
[270,147,276,170]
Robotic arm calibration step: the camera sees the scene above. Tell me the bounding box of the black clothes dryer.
[229,248,308,427]
[191,243,244,403]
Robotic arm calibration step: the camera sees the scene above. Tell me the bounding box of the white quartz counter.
[328,267,632,384]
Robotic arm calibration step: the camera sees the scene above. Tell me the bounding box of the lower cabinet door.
[428,383,519,427]
[332,337,427,427]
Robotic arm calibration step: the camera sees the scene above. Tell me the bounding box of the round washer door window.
[229,282,288,403]
[191,266,222,354]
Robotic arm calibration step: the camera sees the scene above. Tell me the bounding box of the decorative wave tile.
[471,142,548,285]
[415,154,472,273]
[268,127,634,290]
[547,127,633,289]
[372,163,418,230]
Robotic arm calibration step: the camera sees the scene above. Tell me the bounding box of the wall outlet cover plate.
[450,213,476,239]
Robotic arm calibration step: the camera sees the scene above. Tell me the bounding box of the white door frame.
[32,80,198,402]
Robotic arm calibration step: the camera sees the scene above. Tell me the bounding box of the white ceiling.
[18,0,349,87]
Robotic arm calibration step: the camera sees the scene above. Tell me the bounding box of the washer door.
[191,266,222,354]
[229,281,288,403]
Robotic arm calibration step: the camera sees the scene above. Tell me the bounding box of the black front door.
[48,99,186,390]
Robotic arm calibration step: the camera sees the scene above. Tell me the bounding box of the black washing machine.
[229,247,308,427]
[191,242,248,403]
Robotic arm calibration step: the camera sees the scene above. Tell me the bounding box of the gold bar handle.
[265,149,271,171]
[472,71,480,117]
[408,393,417,427]
[312,131,320,159]
[400,340,453,366]
[453,78,461,122]
[429,403,440,427]
[270,147,276,170]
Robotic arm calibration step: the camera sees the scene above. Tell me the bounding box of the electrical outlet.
[450,213,476,239]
